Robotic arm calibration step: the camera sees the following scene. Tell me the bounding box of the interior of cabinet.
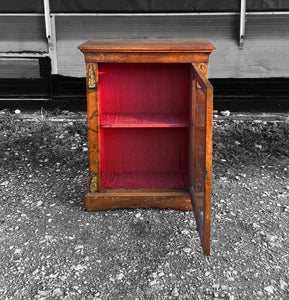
[98,63,190,190]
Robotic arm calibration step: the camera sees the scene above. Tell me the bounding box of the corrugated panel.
[0,16,47,52]
[247,0,289,11]
[0,58,51,98]
[0,0,43,13]
[0,59,40,78]
[211,15,289,78]
[56,15,237,77]
[55,15,289,78]
[1,0,289,13]
[51,0,240,13]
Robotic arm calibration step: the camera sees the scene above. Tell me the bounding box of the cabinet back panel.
[98,63,190,114]
[99,128,188,189]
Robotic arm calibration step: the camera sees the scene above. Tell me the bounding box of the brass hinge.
[88,64,96,89]
[205,166,209,181]
[90,173,99,192]
[200,63,205,73]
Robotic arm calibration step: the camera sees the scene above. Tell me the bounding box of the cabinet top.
[78,40,215,53]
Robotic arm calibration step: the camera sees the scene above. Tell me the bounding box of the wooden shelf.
[99,113,189,128]
[85,189,193,211]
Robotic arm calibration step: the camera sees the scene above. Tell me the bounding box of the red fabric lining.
[98,63,190,114]
[98,63,190,189]
[100,128,188,188]
[100,172,188,189]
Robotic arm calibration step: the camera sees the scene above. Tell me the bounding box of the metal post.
[43,0,58,74]
[49,14,58,74]
[43,0,51,38]
[240,0,246,49]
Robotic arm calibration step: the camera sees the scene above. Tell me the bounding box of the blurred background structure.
[1,0,289,111]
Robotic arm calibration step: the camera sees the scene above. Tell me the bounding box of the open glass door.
[190,64,213,255]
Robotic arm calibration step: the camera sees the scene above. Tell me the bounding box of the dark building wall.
[2,0,289,13]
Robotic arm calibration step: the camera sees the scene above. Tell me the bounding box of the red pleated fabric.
[98,63,190,189]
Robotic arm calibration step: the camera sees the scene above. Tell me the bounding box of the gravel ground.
[0,109,289,300]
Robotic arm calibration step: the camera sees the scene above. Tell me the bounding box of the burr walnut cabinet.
[78,40,215,254]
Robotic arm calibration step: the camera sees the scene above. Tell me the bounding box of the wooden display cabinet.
[78,40,215,255]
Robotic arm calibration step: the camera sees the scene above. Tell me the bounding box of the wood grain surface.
[80,40,214,254]
[78,40,215,52]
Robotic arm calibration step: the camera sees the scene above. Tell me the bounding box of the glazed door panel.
[190,64,213,255]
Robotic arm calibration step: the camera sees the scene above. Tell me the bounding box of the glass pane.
[191,83,206,226]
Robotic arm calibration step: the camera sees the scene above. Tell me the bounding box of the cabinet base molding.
[85,189,197,211]
[85,189,205,211]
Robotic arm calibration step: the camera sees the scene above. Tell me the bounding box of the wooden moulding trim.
[86,63,100,192]
[78,40,215,53]
[85,189,205,211]
[83,52,210,64]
